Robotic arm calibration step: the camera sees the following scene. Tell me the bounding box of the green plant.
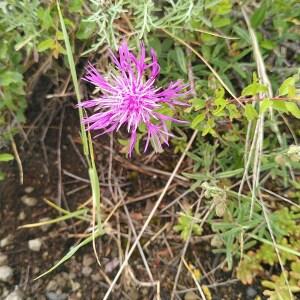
[236,206,300,297]
[2,0,300,298]
[0,153,14,180]
[174,211,202,241]
[262,272,300,300]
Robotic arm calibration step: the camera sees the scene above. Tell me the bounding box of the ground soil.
[0,77,264,300]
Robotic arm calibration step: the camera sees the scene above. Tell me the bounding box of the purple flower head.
[79,41,188,156]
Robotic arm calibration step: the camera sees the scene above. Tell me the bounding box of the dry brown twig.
[102,129,198,300]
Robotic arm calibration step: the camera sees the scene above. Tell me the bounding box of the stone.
[46,292,68,300]
[5,289,24,300]
[246,287,257,298]
[104,257,119,273]
[24,186,34,194]
[39,218,52,232]
[71,281,80,292]
[82,254,94,267]
[184,291,199,300]
[0,253,8,266]
[91,273,101,282]
[81,266,92,277]
[28,239,42,252]
[0,265,13,282]
[18,211,26,221]
[21,195,37,207]
[46,280,58,291]
[0,235,13,248]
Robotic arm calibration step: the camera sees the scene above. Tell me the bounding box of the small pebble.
[0,253,8,266]
[46,292,68,300]
[28,239,42,252]
[141,287,148,296]
[24,186,34,194]
[5,289,24,300]
[71,281,80,292]
[81,266,92,277]
[46,280,58,291]
[55,272,68,287]
[18,211,26,221]
[104,257,119,273]
[0,265,13,282]
[69,272,76,280]
[21,195,37,207]
[39,218,51,232]
[82,254,94,267]
[91,273,101,282]
[0,235,13,248]
[246,287,257,298]
[184,291,199,300]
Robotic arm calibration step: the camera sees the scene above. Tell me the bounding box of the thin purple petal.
[79,41,189,156]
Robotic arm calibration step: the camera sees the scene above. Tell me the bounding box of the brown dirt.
[0,77,263,300]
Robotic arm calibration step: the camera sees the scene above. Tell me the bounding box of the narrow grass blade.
[34,1,105,281]
[34,230,103,280]
[43,198,71,214]
[248,233,300,257]
[19,209,89,228]
[56,1,89,158]
[164,26,238,40]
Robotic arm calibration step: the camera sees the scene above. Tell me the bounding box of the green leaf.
[56,31,64,40]
[118,138,128,146]
[202,118,216,136]
[175,46,187,74]
[245,104,258,121]
[233,25,251,43]
[285,102,300,118]
[0,71,23,86]
[200,33,217,46]
[212,16,231,28]
[37,8,53,30]
[37,39,55,52]
[213,0,232,15]
[214,97,228,107]
[174,212,202,241]
[216,168,244,179]
[69,0,83,13]
[55,42,66,55]
[148,37,162,57]
[259,98,272,114]
[272,100,288,112]
[226,104,241,120]
[251,0,268,28]
[215,87,225,99]
[191,98,206,111]
[76,21,96,40]
[261,39,276,50]
[191,113,205,129]
[242,83,268,97]
[278,76,297,97]
[0,153,14,162]
[213,97,228,116]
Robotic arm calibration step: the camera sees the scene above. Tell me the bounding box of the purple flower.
[79,41,188,156]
